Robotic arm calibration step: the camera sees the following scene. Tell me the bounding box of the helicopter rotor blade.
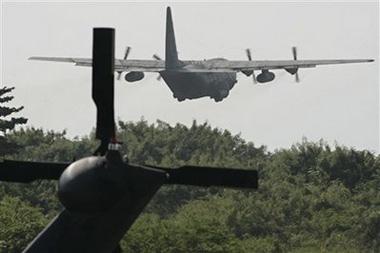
[92,28,116,154]
[0,160,68,182]
[164,166,258,189]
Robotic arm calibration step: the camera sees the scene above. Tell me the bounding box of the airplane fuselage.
[160,58,237,102]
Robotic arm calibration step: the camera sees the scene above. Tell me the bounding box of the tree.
[0,196,48,253]
[0,121,379,252]
[0,86,27,133]
[0,86,28,156]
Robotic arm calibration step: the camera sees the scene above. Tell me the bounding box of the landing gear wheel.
[214,97,223,102]
[173,93,185,102]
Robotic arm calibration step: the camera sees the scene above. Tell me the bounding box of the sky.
[1,1,379,152]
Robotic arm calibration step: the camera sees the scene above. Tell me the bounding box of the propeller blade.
[153,54,162,60]
[92,28,116,155]
[123,46,131,60]
[295,72,300,83]
[292,46,298,60]
[245,48,252,61]
[116,47,131,81]
[152,55,163,81]
[252,73,257,84]
[245,48,257,84]
[116,71,122,81]
[292,46,300,82]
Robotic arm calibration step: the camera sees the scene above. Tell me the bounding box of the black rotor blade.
[0,160,69,183]
[92,28,116,148]
[154,165,258,189]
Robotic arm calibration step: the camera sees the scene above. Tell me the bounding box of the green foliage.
[0,86,27,134]
[0,86,27,156]
[0,196,48,253]
[0,120,379,252]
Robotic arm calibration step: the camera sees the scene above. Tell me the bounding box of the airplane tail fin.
[165,7,180,69]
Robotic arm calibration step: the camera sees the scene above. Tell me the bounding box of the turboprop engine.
[256,70,275,83]
[125,71,144,82]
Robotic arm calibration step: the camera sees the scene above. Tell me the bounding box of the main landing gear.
[173,94,186,102]
[212,90,229,102]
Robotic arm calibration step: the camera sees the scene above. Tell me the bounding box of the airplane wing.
[195,59,375,72]
[29,57,373,73]
[29,57,165,72]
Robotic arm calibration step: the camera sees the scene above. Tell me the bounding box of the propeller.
[245,48,257,84]
[292,46,300,83]
[153,54,161,60]
[116,46,131,80]
[152,54,163,81]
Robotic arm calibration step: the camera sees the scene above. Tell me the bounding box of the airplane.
[0,28,258,253]
[30,6,373,103]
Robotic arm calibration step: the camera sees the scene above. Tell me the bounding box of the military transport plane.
[30,7,374,102]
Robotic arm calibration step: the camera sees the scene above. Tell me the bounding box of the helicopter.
[0,28,258,253]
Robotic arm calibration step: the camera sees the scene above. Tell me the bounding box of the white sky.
[1,1,379,152]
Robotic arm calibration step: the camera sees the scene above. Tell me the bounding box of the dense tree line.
[0,119,379,252]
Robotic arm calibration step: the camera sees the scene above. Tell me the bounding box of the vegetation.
[0,86,27,156]
[0,119,379,253]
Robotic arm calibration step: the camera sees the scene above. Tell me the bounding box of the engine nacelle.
[125,71,144,82]
[256,70,275,83]
[285,68,298,75]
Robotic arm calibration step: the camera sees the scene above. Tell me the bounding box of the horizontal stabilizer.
[0,160,68,183]
[162,166,258,189]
